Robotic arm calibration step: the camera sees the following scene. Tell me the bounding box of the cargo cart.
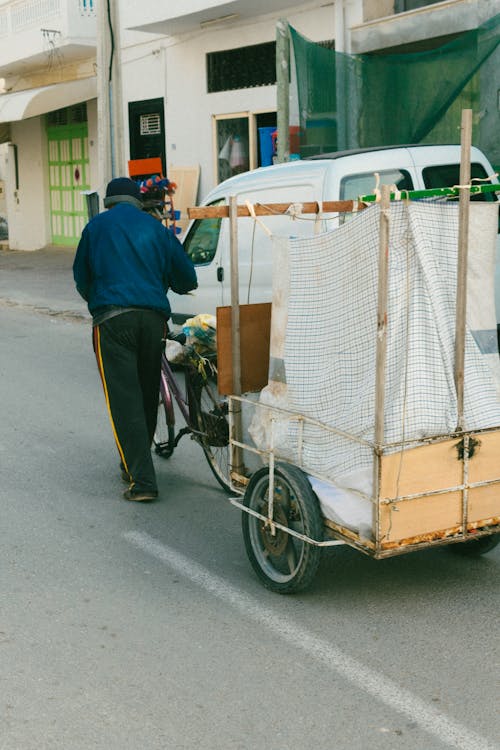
[189,111,500,593]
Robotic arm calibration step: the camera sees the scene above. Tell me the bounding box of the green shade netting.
[289,13,500,166]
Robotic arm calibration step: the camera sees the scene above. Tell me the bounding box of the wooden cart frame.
[226,395,500,559]
[188,110,500,590]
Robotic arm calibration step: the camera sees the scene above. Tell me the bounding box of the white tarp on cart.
[249,201,500,536]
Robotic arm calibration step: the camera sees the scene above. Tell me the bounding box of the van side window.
[422,163,498,203]
[183,198,225,265]
[340,169,413,201]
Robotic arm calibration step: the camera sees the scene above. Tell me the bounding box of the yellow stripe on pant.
[93,325,130,477]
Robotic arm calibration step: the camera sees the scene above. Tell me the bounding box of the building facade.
[0,0,496,250]
[0,0,97,249]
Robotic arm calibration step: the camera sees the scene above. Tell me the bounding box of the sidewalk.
[0,245,90,321]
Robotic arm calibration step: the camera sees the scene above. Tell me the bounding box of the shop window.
[215,115,250,183]
[213,111,276,184]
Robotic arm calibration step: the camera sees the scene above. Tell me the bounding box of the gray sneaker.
[123,488,158,503]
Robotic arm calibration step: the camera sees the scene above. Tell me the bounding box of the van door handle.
[217,267,224,282]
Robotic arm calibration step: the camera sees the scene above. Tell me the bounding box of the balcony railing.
[0,0,95,39]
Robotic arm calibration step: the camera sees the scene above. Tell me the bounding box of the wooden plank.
[228,196,244,474]
[380,524,463,550]
[380,491,463,544]
[324,518,375,550]
[188,200,367,219]
[468,428,500,483]
[379,438,462,500]
[378,428,500,545]
[380,519,500,551]
[468,517,500,531]
[454,109,472,430]
[168,165,200,235]
[216,303,272,395]
[468,484,500,524]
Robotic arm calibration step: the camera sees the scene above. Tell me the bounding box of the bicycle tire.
[188,368,232,493]
[154,380,176,458]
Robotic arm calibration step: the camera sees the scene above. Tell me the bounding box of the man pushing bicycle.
[73,177,198,502]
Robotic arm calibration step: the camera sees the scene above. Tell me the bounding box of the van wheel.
[450,533,499,556]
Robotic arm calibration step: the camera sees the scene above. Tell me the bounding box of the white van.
[170,144,500,328]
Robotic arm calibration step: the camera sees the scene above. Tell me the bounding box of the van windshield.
[183,198,225,265]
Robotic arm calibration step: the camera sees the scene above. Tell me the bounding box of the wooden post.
[373,184,391,547]
[454,109,472,432]
[276,19,290,164]
[374,184,391,449]
[229,195,244,474]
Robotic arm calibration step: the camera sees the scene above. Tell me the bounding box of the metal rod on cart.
[373,184,391,549]
[229,195,244,474]
[455,108,472,432]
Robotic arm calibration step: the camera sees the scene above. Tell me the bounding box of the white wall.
[121,4,336,200]
[4,98,98,250]
[86,98,99,193]
[6,118,50,250]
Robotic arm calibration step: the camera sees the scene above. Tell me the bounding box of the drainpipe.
[335,0,348,151]
[97,0,125,195]
[108,0,125,177]
[97,0,112,194]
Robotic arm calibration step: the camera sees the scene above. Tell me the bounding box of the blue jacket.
[73,203,197,319]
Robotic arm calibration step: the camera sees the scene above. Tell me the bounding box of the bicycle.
[153,333,232,493]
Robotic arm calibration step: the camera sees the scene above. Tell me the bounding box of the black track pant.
[93,310,166,494]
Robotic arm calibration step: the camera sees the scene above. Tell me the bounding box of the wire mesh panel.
[247,200,500,548]
[289,14,500,166]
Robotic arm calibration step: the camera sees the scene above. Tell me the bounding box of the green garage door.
[47,105,90,246]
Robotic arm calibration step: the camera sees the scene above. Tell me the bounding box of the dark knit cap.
[103,177,142,209]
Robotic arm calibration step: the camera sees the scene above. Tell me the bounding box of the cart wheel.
[242,463,323,594]
[450,532,500,556]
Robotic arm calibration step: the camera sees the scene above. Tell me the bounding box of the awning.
[0,76,97,126]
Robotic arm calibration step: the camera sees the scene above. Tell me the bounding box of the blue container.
[258,126,277,167]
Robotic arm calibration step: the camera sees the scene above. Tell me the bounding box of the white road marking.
[124,530,498,750]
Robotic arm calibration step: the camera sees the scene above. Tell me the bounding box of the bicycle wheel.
[154,384,175,458]
[450,532,500,556]
[189,369,232,492]
[242,463,323,594]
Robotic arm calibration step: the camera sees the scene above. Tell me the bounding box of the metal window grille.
[47,104,87,127]
[207,41,276,93]
[140,113,161,136]
[207,38,334,93]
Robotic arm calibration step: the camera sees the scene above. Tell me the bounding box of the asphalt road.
[1,304,499,750]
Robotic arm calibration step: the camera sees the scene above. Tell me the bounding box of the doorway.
[47,104,90,246]
[128,98,166,177]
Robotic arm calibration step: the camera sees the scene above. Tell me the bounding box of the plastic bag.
[182,314,217,355]
[165,339,188,364]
